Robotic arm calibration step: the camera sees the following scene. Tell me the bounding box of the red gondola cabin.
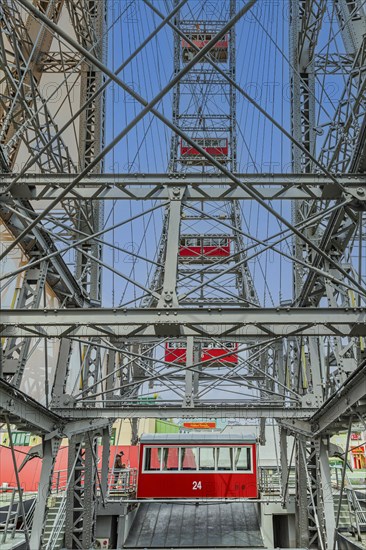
[179,235,230,261]
[165,341,239,366]
[137,433,258,499]
[180,138,228,164]
[182,33,229,63]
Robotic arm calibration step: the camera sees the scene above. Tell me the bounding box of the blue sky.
[99,0,354,308]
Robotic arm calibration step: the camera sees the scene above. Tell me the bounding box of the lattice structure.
[1,1,366,549]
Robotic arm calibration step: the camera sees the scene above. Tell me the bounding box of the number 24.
[192,481,202,490]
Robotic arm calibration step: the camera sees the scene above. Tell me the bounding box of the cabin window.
[143,445,252,472]
[234,447,251,471]
[181,447,199,470]
[144,447,160,470]
[199,447,215,470]
[224,342,235,349]
[217,447,233,470]
[161,447,179,471]
[167,341,186,349]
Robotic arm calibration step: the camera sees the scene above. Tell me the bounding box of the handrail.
[107,468,138,496]
[345,485,366,541]
[259,466,296,496]
[0,488,21,543]
[44,450,81,550]
[330,464,366,540]
[50,466,139,498]
[20,497,36,533]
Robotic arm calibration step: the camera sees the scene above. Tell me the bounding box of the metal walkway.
[124,502,264,548]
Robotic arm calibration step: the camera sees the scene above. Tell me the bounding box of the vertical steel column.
[82,433,98,549]
[169,0,181,173]
[51,339,73,408]
[65,435,84,549]
[319,438,336,550]
[184,336,195,407]
[69,0,107,303]
[65,430,100,550]
[280,428,289,505]
[157,188,184,307]
[100,426,111,498]
[30,437,61,549]
[296,438,310,547]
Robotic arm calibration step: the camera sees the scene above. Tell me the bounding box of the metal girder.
[315,53,354,74]
[65,0,107,304]
[318,35,366,172]
[334,0,366,55]
[1,307,366,338]
[297,0,326,70]
[1,173,365,201]
[0,0,76,172]
[1,261,48,387]
[0,200,87,307]
[53,403,317,420]
[0,378,63,433]
[311,360,366,434]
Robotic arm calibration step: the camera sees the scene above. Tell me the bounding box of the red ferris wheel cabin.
[182,33,229,63]
[179,235,231,261]
[137,433,258,499]
[180,137,228,164]
[165,341,239,366]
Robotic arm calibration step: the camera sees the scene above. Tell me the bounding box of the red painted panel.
[165,344,238,365]
[179,245,230,257]
[137,444,258,499]
[181,37,229,49]
[181,145,228,157]
[0,445,138,492]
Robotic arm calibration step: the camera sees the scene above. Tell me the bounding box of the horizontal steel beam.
[1,307,366,338]
[311,362,366,434]
[54,404,316,420]
[0,378,63,433]
[2,173,365,201]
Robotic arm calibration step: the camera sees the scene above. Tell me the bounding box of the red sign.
[183,422,216,429]
[351,433,361,440]
[351,445,365,454]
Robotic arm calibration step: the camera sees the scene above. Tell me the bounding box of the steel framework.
[1,1,366,548]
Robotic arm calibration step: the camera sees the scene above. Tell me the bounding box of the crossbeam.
[1,173,365,201]
[311,361,366,435]
[0,378,63,433]
[1,307,366,339]
[53,403,317,420]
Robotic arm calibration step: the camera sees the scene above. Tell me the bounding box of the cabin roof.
[140,433,257,444]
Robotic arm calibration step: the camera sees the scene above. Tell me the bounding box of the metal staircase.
[41,495,66,550]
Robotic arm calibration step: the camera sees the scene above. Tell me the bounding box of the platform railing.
[0,488,23,543]
[51,469,68,494]
[330,464,366,540]
[107,468,138,497]
[345,485,366,541]
[259,466,296,496]
[50,467,138,499]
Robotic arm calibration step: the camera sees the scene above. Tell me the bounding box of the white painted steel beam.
[1,307,366,338]
[2,173,365,201]
[311,362,366,434]
[0,378,62,433]
[54,404,317,420]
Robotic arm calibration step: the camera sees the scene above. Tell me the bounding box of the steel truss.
[1,1,366,549]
